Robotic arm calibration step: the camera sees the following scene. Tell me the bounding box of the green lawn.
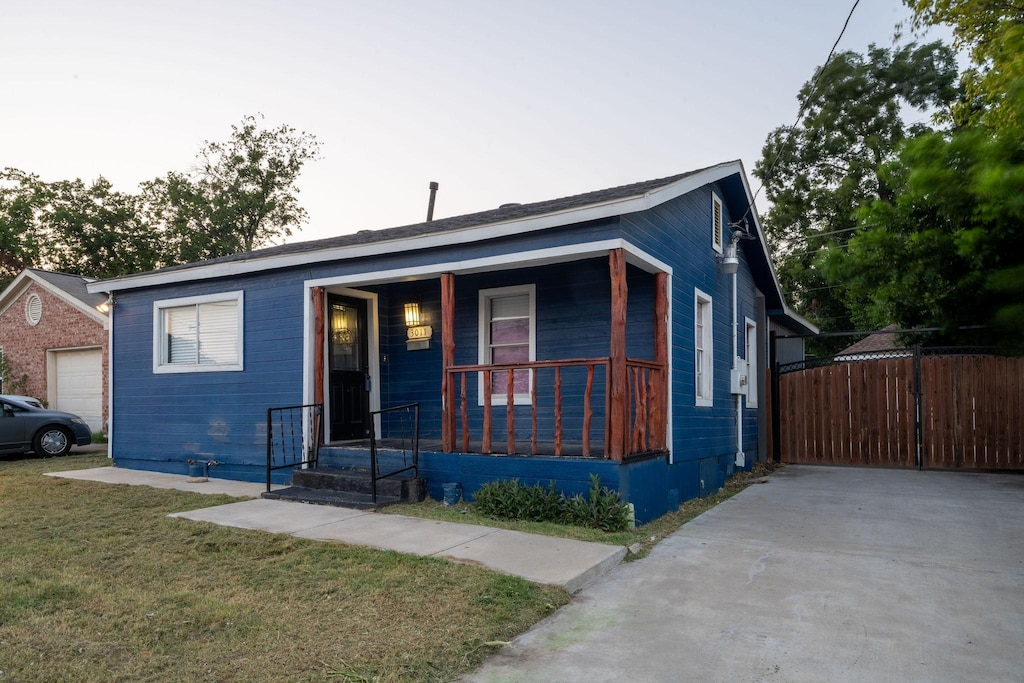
[0,454,567,682]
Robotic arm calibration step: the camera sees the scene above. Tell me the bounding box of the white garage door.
[54,348,102,433]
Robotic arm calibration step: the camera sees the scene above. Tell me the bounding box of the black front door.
[328,295,370,440]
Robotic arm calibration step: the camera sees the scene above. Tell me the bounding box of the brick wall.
[0,282,108,429]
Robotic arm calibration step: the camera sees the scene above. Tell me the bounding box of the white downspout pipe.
[729,237,744,469]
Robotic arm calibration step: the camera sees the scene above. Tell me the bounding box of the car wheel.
[34,427,73,457]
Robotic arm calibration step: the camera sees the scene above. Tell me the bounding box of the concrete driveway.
[463,466,1024,682]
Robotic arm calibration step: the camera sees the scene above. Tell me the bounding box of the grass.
[386,461,780,560]
[0,453,568,682]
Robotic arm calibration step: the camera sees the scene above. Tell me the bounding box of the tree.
[0,115,322,283]
[822,1,1024,349]
[0,169,46,287]
[754,42,959,337]
[148,114,322,263]
[41,177,164,279]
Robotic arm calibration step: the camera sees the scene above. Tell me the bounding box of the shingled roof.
[131,166,711,277]
[27,269,106,309]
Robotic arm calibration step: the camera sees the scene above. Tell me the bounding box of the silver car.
[0,395,93,457]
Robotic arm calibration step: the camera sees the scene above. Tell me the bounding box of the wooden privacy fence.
[777,351,1024,470]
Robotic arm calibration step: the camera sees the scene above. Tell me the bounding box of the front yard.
[0,453,774,681]
[0,453,567,682]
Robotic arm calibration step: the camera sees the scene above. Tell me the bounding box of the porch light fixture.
[718,233,740,275]
[404,301,421,327]
[404,300,431,351]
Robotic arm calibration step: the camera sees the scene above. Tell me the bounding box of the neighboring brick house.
[0,269,109,433]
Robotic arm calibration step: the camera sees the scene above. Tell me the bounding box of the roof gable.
[0,269,108,326]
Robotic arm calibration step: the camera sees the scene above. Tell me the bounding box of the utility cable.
[734,0,862,231]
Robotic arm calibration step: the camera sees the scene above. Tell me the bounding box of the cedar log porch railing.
[443,358,666,460]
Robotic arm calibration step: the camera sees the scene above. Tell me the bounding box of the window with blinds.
[695,289,713,406]
[154,292,243,373]
[478,284,535,405]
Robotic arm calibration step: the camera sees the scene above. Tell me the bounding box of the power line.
[738,0,862,227]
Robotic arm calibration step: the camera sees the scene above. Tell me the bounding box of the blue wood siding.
[112,272,306,481]
[620,181,762,468]
[108,178,769,522]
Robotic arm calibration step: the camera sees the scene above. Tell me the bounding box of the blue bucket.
[442,482,462,506]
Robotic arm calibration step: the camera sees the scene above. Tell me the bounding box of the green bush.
[564,474,634,532]
[471,475,632,532]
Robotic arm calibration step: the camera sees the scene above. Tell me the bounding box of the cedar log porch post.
[652,272,669,450]
[609,249,628,461]
[312,287,325,406]
[441,273,456,452]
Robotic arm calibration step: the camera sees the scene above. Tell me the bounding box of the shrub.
[471,475,632,532]
[564,474,633,532]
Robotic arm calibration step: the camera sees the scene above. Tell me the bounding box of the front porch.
[308,248,671,463]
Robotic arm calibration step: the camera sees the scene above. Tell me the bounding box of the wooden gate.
[776,352,1024,470]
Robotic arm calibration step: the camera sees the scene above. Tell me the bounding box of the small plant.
[564,474,633,532]
[471,475,632,532]
[0,353,29,395]
[91,432,108,444]
[473,479,560,521]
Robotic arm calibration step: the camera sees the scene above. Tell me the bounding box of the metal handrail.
[266,403,323,493]
[369,403,419,504]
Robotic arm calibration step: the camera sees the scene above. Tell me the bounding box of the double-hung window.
[153,291,244,373]
[745,318,758,407]
[478,285,535,405]
[695,288,713,406]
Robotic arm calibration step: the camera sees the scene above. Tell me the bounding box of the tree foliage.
[0,115,320,289]
[754,42,959,335]
[821,1,1024,349]
[147,115,321,263]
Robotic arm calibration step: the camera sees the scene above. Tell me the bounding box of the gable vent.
[25,293,42,326]
[712,194,724,253]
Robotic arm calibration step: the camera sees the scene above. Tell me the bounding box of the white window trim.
[695,288,713,407]
[745,317,758,408]
[153,291,244,374]
[711,192,724,254]
[478,284,536,407]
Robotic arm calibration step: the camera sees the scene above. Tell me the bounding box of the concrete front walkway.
[46,466,625,593]
[463,466,1024,682]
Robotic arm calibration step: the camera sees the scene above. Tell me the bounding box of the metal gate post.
[914,344,923,470]
[770,330,782,463]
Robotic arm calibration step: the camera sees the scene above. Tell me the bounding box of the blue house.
[88,161,813,524]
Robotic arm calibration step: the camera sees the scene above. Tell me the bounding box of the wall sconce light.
[718,234,740,275]
[404,300,431,350]
[96,301,111,314]
[404,301,421,327]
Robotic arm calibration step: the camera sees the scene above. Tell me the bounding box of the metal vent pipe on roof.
[426,181,439,221]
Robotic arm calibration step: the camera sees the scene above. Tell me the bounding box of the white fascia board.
[0,271,32,317]
[88,164,738,295]
[0,270,108,327]
[728,162,791,309]
[304,239,672,290]
[779,304,819,335]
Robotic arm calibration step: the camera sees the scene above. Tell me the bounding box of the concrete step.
[292,467,425,503]
[261,486,401,510]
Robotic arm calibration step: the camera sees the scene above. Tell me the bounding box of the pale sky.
[2,0,929,245]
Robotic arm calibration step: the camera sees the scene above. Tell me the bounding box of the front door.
[328,295,370,440]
